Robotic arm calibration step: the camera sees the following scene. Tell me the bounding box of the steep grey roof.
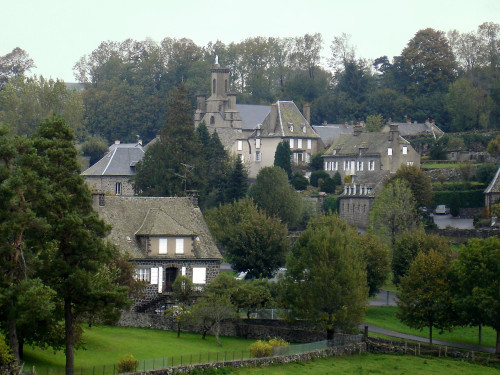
[236,104,270,130]
[312,124,353,146]
[340,171,390,198]
[485,166,500,194]
[260,101,320,138]
[81,143,144,176]
[213,127,249,150]
[96,196,222,260]
[324,131,409,156]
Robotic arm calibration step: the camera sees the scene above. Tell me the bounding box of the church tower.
[194,56,242,129]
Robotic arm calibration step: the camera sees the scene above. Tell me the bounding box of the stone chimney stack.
[270,103,278,132]
[353,123,363,136]
[303,103,311,124]
[186,190,199,208]
[389,124,399,141]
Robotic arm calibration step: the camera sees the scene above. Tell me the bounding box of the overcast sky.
[1,0,498,82]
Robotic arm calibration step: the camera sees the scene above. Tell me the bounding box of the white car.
[434,205,450,215]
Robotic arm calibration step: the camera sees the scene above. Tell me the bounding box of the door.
[164,267,178,292]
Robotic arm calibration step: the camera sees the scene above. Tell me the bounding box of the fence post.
[445,346,447,357]
[363,325,368,341]
[404,341,407,354]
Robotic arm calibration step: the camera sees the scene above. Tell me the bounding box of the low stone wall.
[426,228,500,242]
[118,312,330,343]
[128,342,366,375]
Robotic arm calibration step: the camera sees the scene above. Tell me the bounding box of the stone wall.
[423,167,464,182]
[426,228,500,243]
[85,175,135,196]
[339,196,373,228]
[118,311,345,343]
[127,342,366,375]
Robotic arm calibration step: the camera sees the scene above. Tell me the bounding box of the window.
[402,146,408,155]
[290,138,294,148]
[305,153,311,163]
[255,138,261,149]
[115,182,122,195]
[290,125,294,132]
[307,139,312,150]
[159,238,168,254]
[181,266,186,276]
[192,267,206,284]
[237,140,243,151]
[324,161,328,170]
[298,139,303,148]
[238,154,244,162]
[344,160,348,170]
[225,79,228,93]
[135,268,150,281]
[388,147,393,156]
[150,267,159,284]
[350,160,355,171]
[302,125,307,133]
[255,151,261,162]
[212,79,216,94]
[369,160,375,171]
[176,238,184,254]
[334,161,338,170]
[98,194,105,206]
[210,116,215,125]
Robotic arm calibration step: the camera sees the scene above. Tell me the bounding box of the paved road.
[369,290,397,306]
[360,323,495,354]
[432,213,474,229]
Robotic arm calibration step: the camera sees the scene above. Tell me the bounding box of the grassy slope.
[365,306,496,348]
[233,354,497,374]
[23,326,255,370]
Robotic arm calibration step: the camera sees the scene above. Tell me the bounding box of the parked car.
[434,205,450,215]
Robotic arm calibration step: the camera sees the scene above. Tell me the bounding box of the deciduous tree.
[386,164,433,208]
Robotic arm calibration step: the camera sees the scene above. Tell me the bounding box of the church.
[194,58,321,178]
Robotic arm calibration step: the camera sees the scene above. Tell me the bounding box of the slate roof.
[236,104,270,130]
[260,101,320,138]
[485,166,500,194]
[324,131,409,156]
[341,171,390,197]
[312,124,353,146]
[81,143,144,176]
[95,196,222,260]
[382,122,444,139]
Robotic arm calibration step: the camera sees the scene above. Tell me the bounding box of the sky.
[1,0,498,82]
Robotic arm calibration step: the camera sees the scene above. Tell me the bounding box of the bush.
[117,354,138,373]
[475,163,499,184]
[323,196,339,215]
[320,177,336,193]
[249,340,273,357]
[0,333,17,375]
[268,338,289,348]
[291,173,308,190]
[433,190,484,208]
[310,170,329,187]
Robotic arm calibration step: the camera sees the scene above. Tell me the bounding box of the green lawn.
[365,306,496,348]
[23,326,255,372]
[232,354,497,374]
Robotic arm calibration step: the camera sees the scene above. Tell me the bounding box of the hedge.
[432,190,484,209]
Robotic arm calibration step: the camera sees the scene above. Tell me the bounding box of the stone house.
[484,166,500,213]
[194,59,321,178]
[323,124,421,228]
[93,195,222,312]
[81,141,144,196]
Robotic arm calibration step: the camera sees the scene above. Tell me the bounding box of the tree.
[231,280,273,318]
[171,276,196,338]
[274,140,292,178]
[356,234,390,297]
[392,229,452,285]
[310,170,329,187]
[32,116,130,375]
[386,164,433,208]
[0,47,35,87]
[397,250,455,345]
[452,237,500,354]
[80,136,109,166]
[365,114,384,132]
[281,215,368,340]
[248,167,304,229]
[368,179,419,247]
[205,199,289,279]
[225,156,248,202]
[290,172,308,190]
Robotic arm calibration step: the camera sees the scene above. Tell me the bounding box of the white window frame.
[369,160,375,171]
[334,161,338,171]
[175,238,184,254]
[297,139,303,149]
[307,139,312,150]
[237,140,243,151]
[402,146,408,155]
[135,268,150,282]
[290,138,294,148]
[388,147,393,156]
[192,267,206,284]
[150,267,159,285]
[324,161,328,170]
[255,138,261,149]
[159,238,168,254]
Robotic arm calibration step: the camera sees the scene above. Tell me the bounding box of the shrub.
[291,173,308,190]
[323,196,339,215]
[0,333,17,375]
[268,338,289,348]
[310,170,329,187]
[249,340,273,357]
[117,354,138,373]
[320,177,336,193]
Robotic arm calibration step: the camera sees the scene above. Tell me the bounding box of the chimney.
[389,124,399,141]
[303,103,311,124]
[270,103,278,132]
[186,190,199,208]
[353,124,363,136]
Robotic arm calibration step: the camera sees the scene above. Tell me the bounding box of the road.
[432,213,474,229]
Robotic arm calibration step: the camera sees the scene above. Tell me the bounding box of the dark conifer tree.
[274,140,292,178]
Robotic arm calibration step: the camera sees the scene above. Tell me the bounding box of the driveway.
[432,214,474,229]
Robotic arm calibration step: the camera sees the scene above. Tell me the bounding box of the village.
[0,11,499,375]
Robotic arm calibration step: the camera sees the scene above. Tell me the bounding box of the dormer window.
[289,123,294,132]
[333,150,336,155]
[388,147,393,156]
[302,125,307,133]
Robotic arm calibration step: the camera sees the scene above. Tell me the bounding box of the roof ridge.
[102,147,118,175]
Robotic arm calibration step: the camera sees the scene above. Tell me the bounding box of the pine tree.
[274,140,292,178]
[226,157,248,202]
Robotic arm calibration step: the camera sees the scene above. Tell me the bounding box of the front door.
[164,267,178,292]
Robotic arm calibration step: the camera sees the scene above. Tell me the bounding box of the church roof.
[81,143,144,176]
[95,196,222,260]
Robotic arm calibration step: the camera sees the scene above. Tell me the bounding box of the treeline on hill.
[1,23,499,146]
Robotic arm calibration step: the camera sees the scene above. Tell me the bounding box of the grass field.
[365,306,496,348]
[23,326,255,372]
[231,354,498,374]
